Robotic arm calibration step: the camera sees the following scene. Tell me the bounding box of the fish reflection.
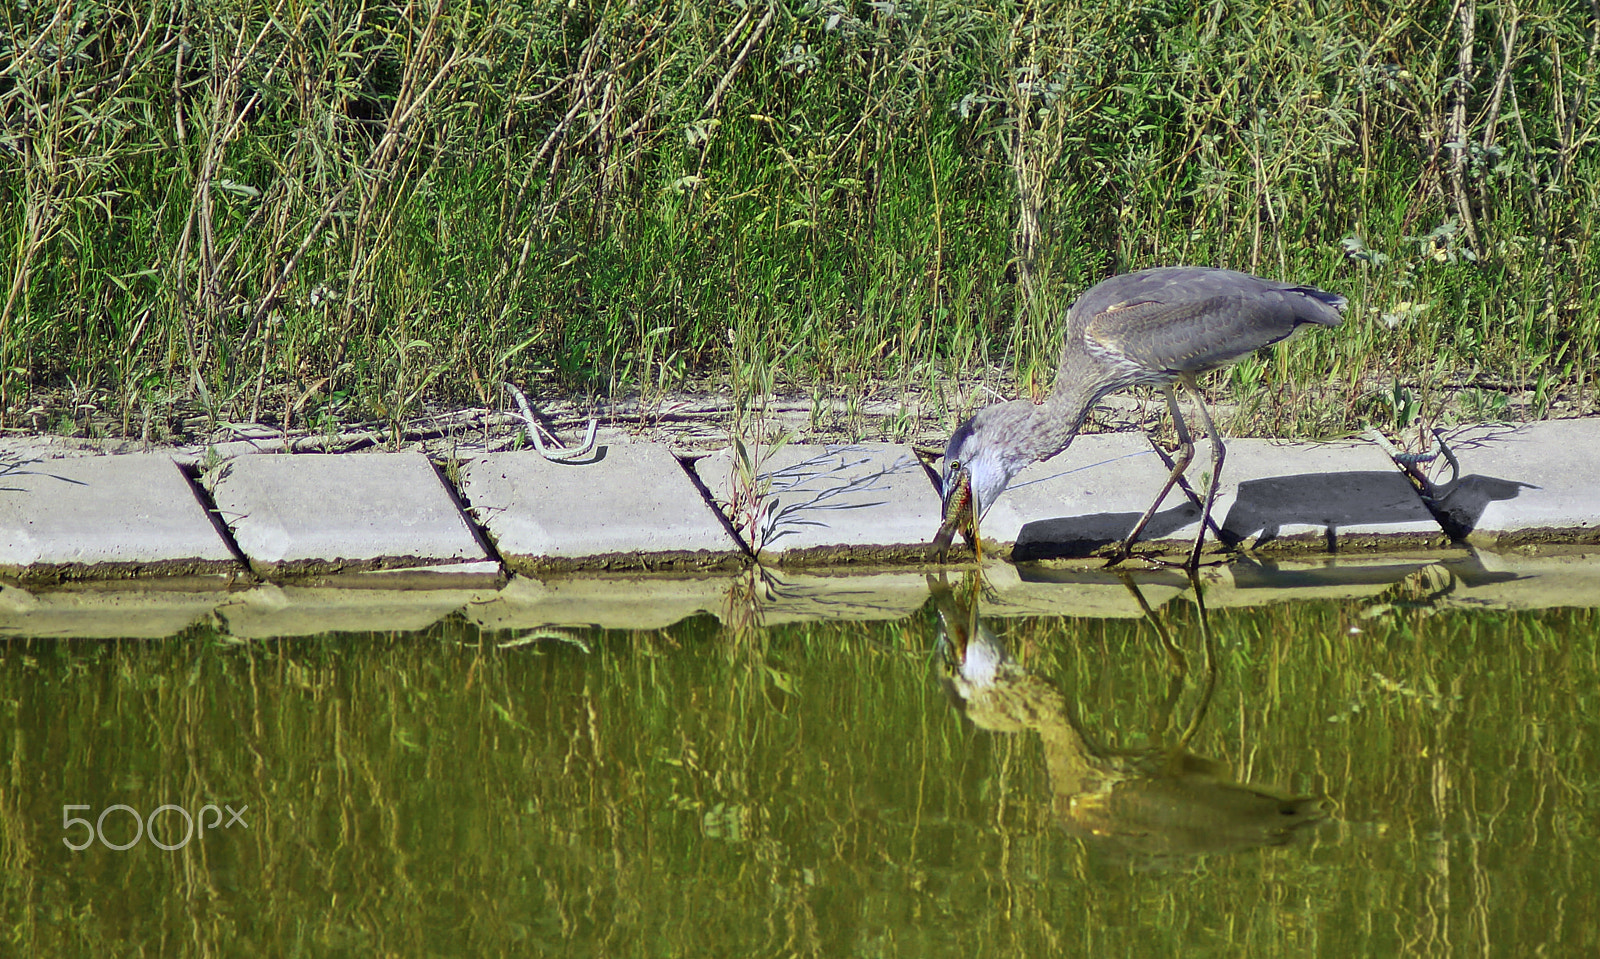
[931,574,1328,864]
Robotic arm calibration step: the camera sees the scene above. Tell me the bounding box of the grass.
[1,0,1597,442]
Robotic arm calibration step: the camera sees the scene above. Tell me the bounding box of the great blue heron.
[934,266,1346,567]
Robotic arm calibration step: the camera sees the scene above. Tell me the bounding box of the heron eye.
[949,459,961,472]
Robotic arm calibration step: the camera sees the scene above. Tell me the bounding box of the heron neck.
[1025,353,1104,461]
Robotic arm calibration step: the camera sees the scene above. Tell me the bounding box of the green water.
[3,579,1598,957]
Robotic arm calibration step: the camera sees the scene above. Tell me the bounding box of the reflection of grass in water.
[1,602,1598,955]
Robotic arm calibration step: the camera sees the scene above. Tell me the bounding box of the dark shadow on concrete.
[1217,470,1436,548]
[1428,475,1538,539]
[1012,503,1201,561]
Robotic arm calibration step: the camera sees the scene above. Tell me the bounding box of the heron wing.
[1082,289,1339,376]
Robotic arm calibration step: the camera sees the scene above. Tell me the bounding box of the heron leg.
[1139,401,1222,547]
[1181,373,1227,569]
[1148,430,1227,540]
[1105,385,1194,564]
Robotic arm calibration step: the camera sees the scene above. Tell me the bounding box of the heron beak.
[939,607,970,665]
[928,574,969,665]
[932,469,979,560]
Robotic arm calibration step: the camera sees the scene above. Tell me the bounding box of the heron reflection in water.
[930,574,1327,864]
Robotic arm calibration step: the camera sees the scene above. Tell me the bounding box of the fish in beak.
[932,466,980,560]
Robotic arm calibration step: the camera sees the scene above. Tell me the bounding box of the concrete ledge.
[1433,420,1600,548]
[460,445,744,572]
[3,417,1598,590]
[0,453,240,582]
[693,443,940,564]
[979,434,1443,561]
[205,451,492,581]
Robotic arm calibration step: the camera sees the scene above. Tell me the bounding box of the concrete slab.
[463,573,729,631]
[0,453,240,581]
[693,443,939,564]
[978,434,1442,561]
[213,583,490,638]
[0,582,234,639]
[1430,420,1600,549]
[205,452,490,579]
[460,444,742,571]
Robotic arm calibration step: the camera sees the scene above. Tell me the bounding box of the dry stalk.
[1447,0,1480,250]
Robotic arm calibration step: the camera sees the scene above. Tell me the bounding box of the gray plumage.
[936,266,1346,567]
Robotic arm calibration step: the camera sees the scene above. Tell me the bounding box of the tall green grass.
[1,0,1595,436]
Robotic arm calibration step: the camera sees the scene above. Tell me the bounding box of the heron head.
[932,404,1032,555]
